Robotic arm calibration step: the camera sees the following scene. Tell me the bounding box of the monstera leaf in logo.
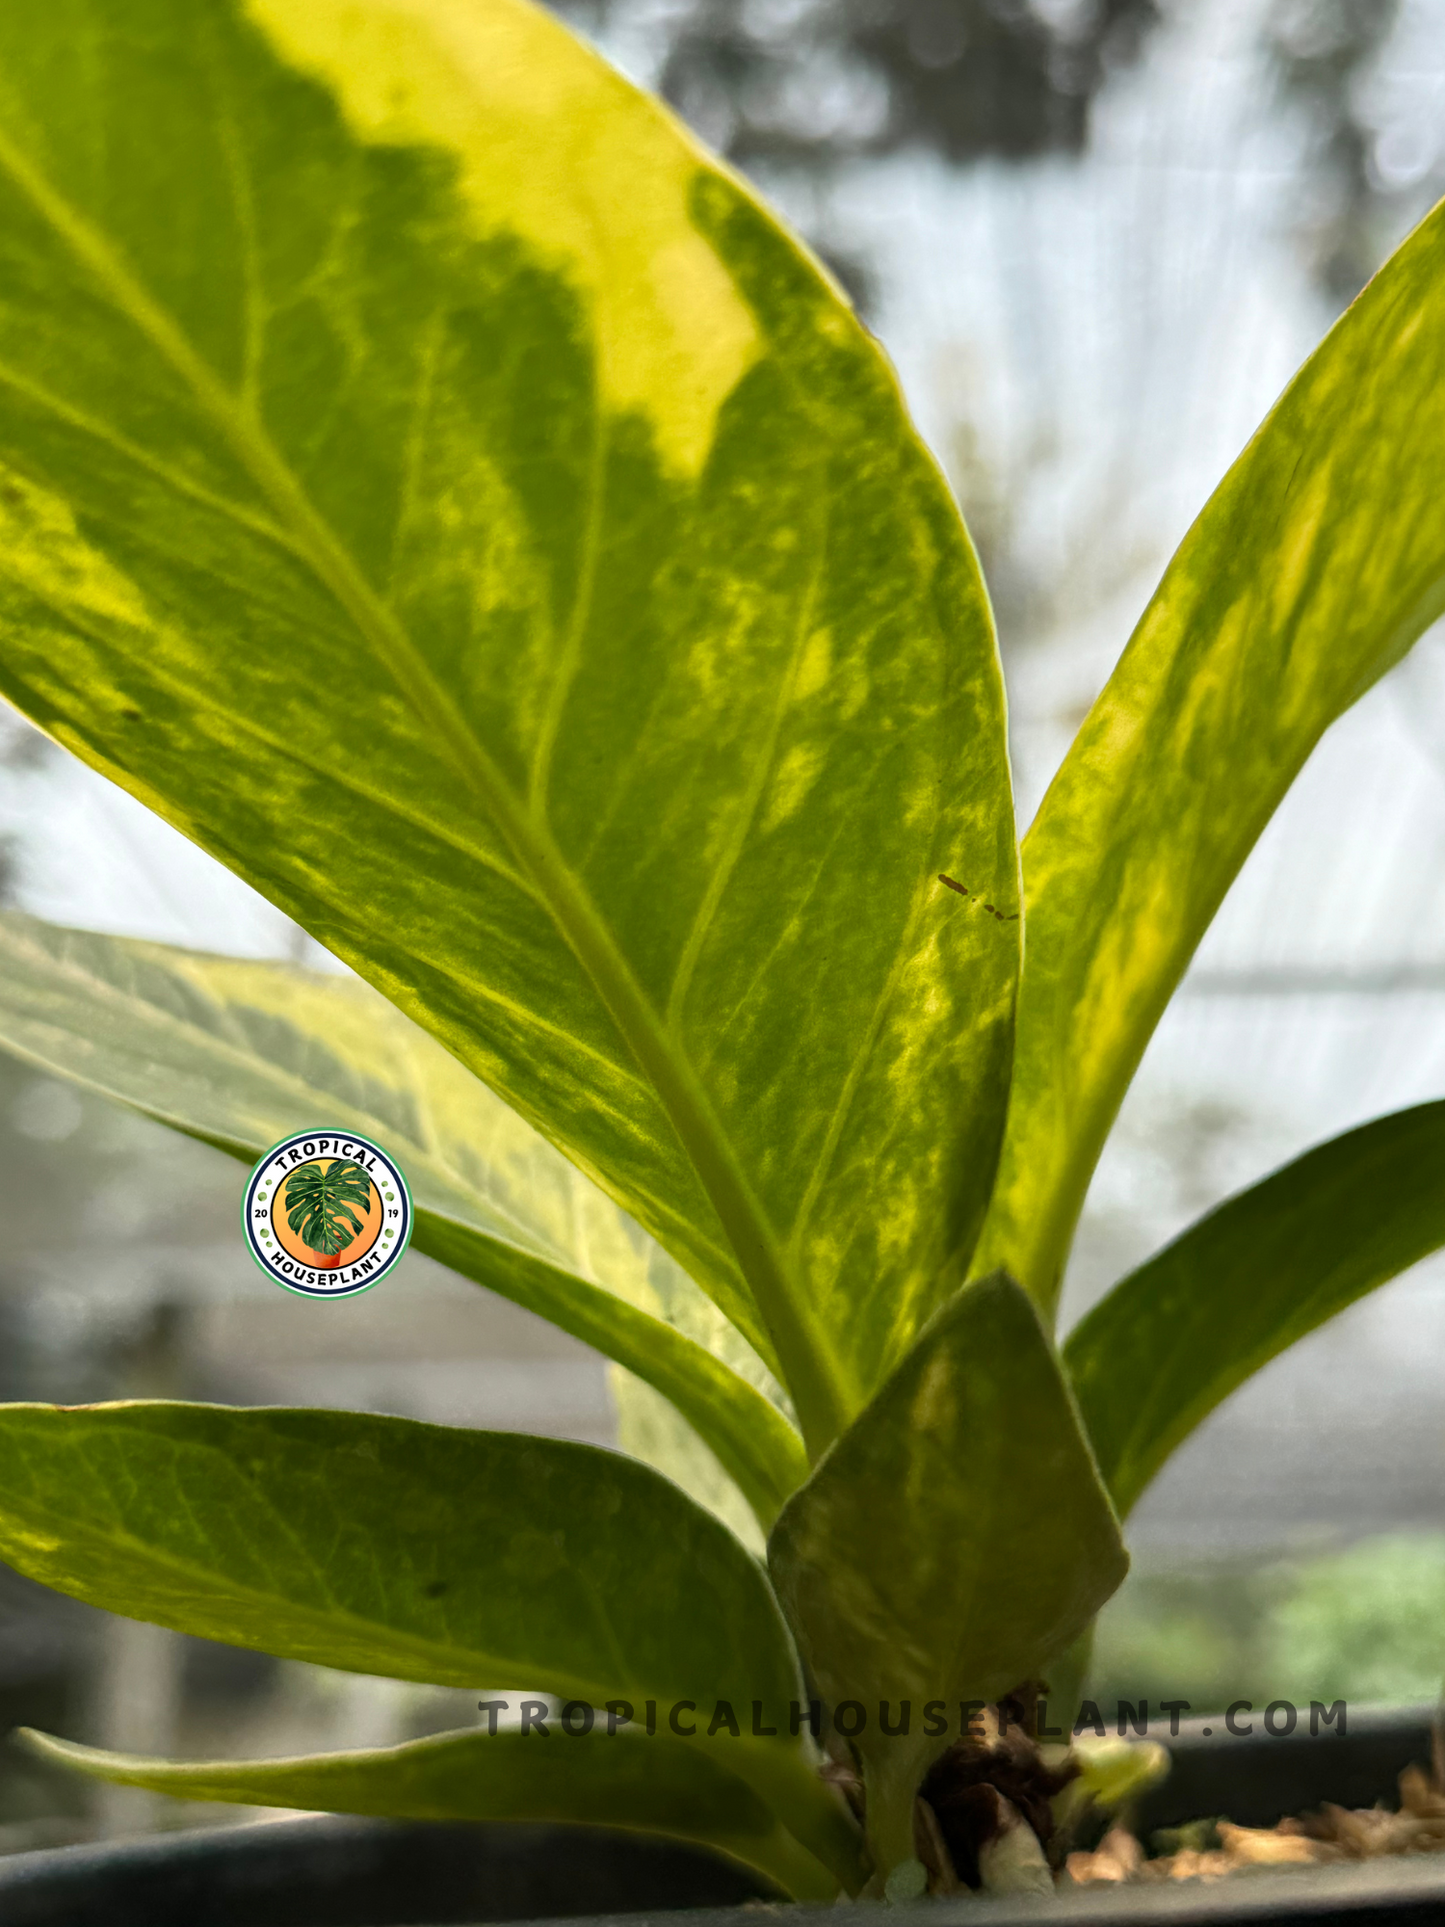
[283,1160,373,1266]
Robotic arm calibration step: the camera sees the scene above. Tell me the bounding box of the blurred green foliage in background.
[1093,1532,1445,1715]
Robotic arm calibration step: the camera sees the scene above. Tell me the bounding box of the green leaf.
[0,1403,787,1699]
[0,1400,859,1887]
[767,1273,1127,1876]
[0,909,803,1527]
[283,1157,371,1254]
[974,201,1445,1314]
[18,1725,842,1901]
[1066,1101,1445,1518]
[0,0,1016,1452]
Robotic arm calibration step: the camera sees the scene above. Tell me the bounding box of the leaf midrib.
[0,118,850,1454]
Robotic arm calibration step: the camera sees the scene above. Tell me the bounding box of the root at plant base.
[911,1687,1078,1896]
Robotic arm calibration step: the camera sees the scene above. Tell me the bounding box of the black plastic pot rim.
[2,1703,1443,1926]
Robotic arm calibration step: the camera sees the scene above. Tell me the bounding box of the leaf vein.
[664,506,829,1033]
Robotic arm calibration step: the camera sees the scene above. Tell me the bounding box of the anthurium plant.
[0,0,1442,1904]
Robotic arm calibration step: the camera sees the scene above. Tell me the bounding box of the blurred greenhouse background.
[4,0,1445,1849]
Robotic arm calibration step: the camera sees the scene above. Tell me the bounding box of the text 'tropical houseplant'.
[0,0,1442,1903]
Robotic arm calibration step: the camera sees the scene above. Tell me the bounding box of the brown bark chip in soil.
[1066,1759,1445,1889]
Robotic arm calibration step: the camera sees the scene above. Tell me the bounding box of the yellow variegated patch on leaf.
[976,201,1445,1312]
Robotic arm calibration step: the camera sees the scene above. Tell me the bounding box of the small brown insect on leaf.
[939,876,1019,923]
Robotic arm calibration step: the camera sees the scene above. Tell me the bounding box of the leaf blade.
[1066,1101,1445,1517]
[282,1159,373,1254]
[976,201,1445,1312]
[767,1273,1126,1872]
[0,1400,861,1888]
[0,909,804,1525]
[0,1402,794,1710]
[17,1725,842,1902]
[0,0,1017,1445]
